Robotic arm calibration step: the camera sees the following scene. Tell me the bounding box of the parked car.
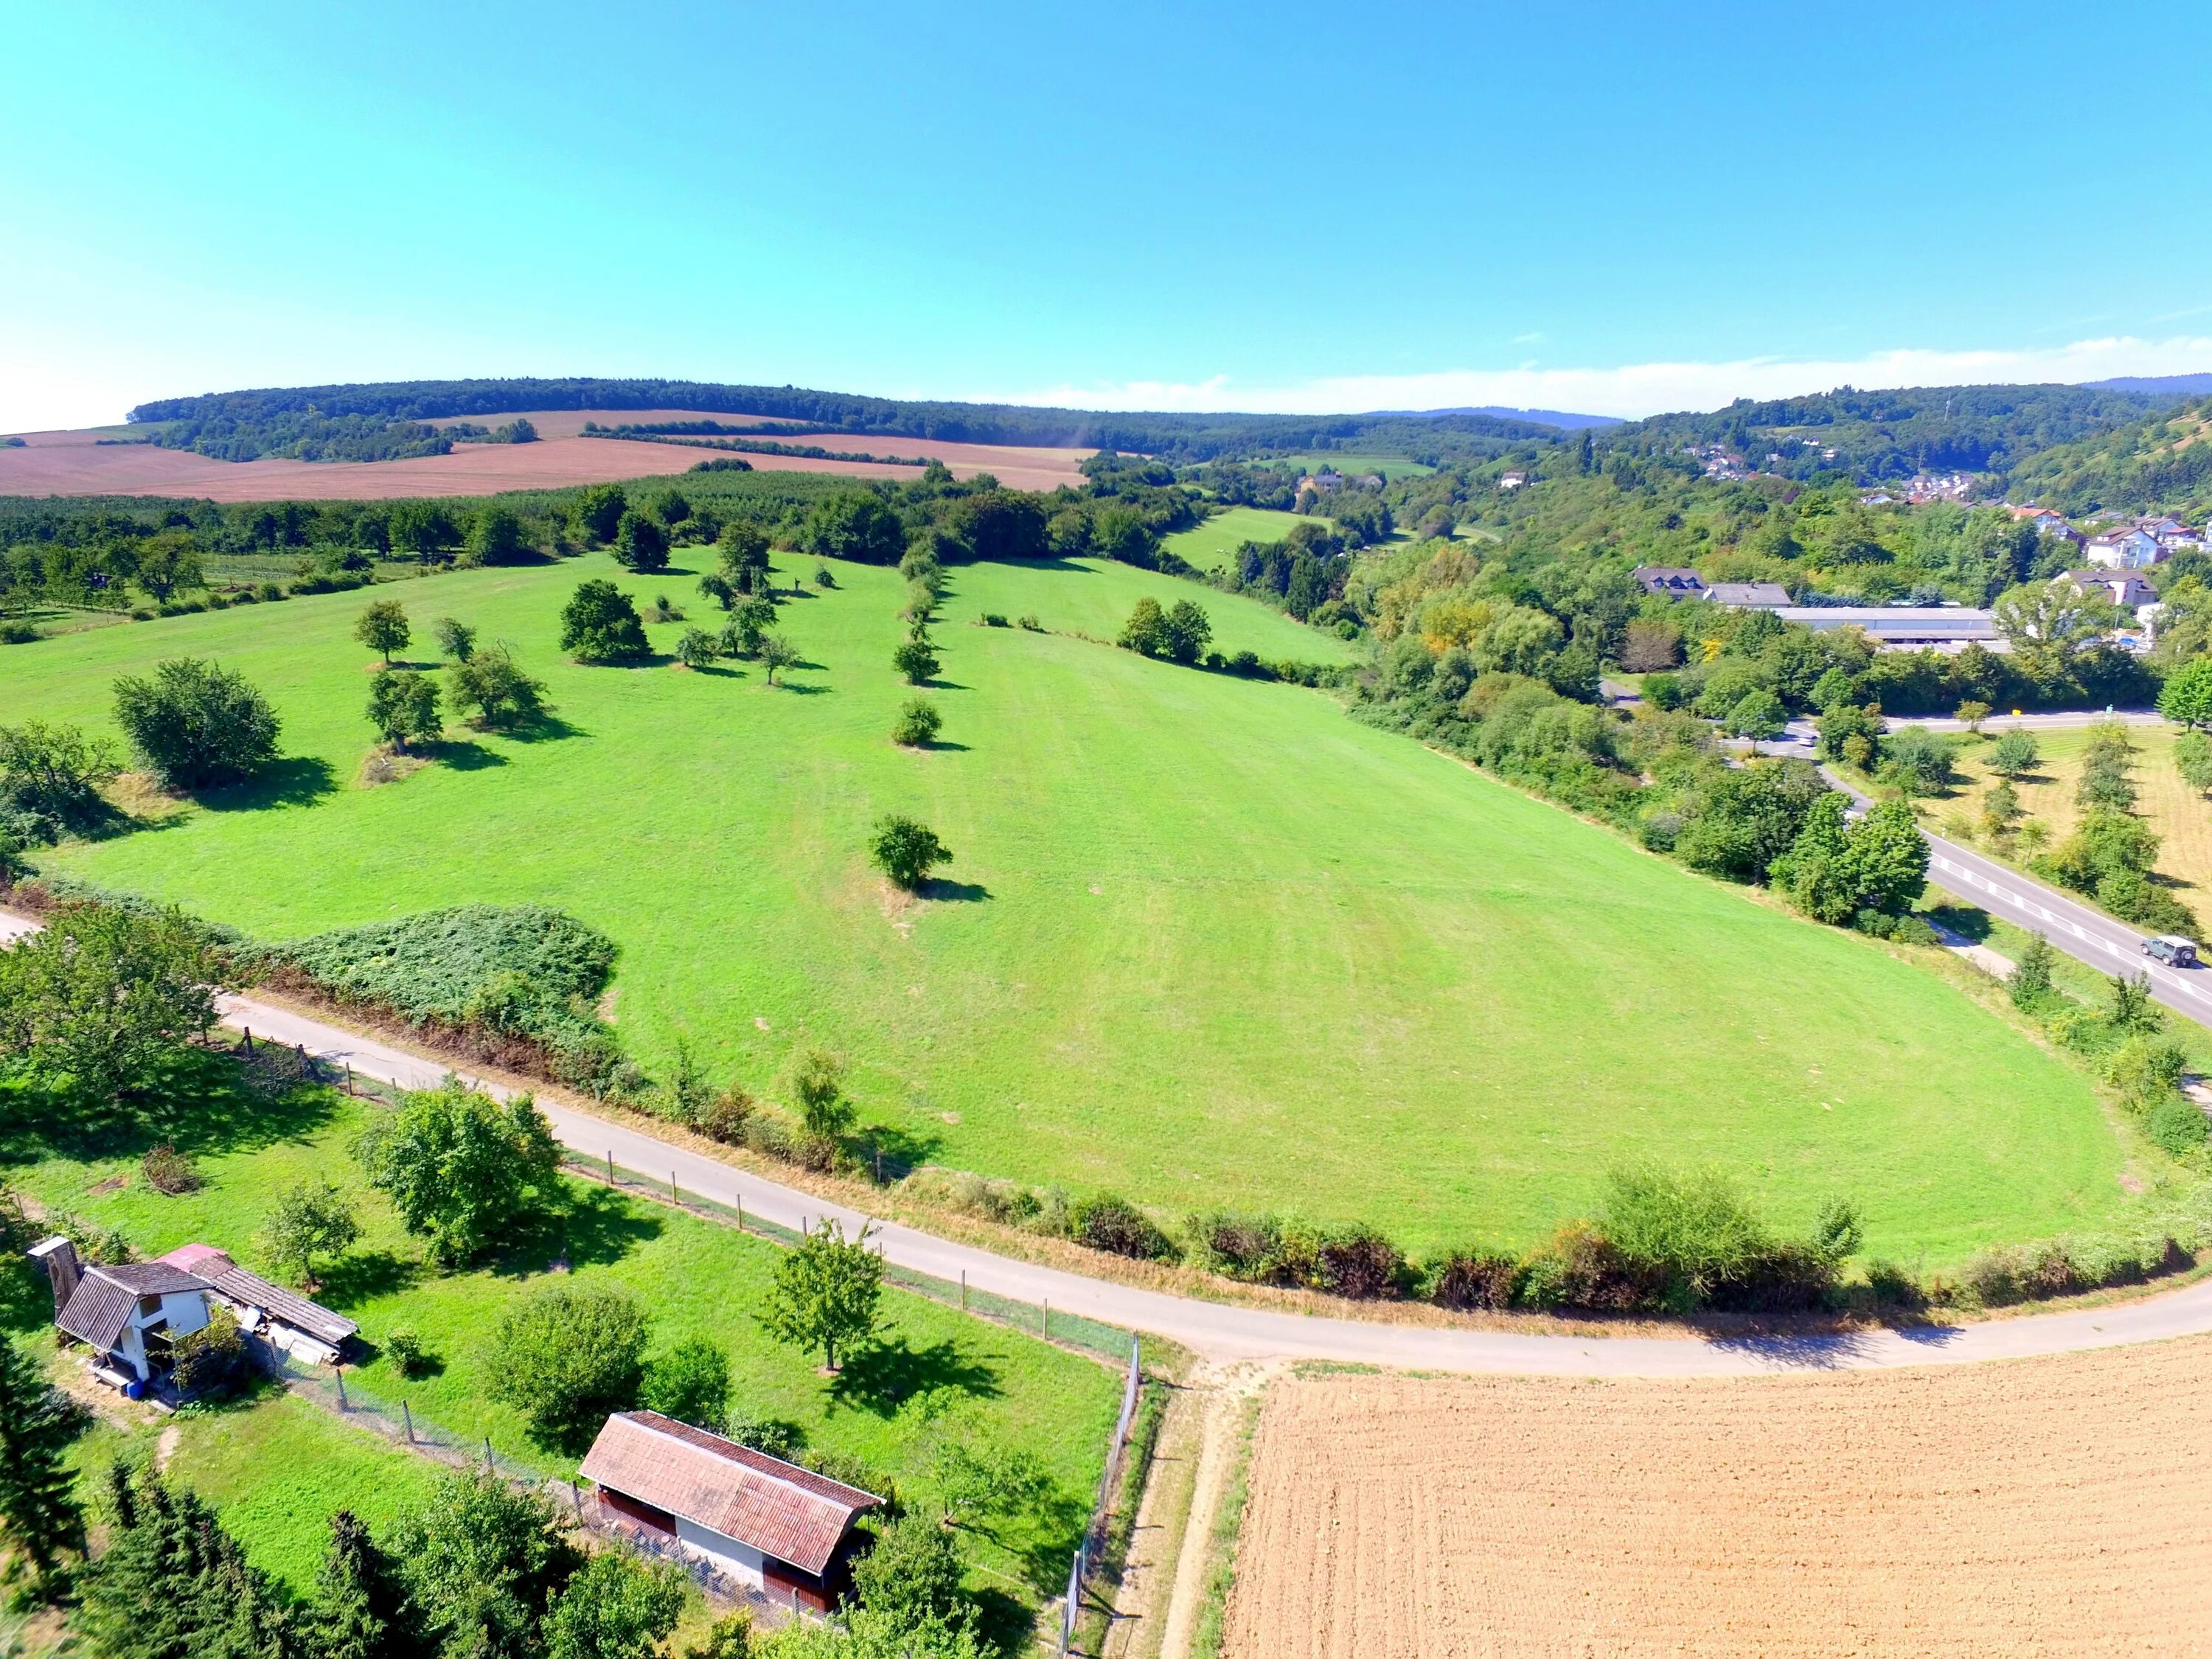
[2143,935,2199,967]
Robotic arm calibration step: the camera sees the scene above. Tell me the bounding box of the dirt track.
[0,418,1088,499]
[1225,1338,2212,1658]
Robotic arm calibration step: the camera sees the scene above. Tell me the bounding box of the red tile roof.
[580,1411,880,1576]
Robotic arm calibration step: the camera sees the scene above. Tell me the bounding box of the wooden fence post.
[335,1368,348,1411]
[403,1400,414,1442]
[960,1270,967,1310]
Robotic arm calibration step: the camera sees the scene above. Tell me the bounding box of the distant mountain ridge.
[2083,372,2212,395]
[1364,405,1623,430]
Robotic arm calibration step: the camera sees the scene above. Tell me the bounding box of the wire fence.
[562,1154,1138,1367]
[1060,1337,1144,1656]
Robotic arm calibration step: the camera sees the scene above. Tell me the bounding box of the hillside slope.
[3,553,2129,1259]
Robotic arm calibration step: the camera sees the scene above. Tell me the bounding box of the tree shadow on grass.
[858,1123,942,1183]
[827,1336,1001,1418]
[920,878,991,903]
[496,712,586,743]
[772,680,832,696]
[487,1182,662,1277]
[0,1047,343,1169]
[427,738,508,771]
[1921,901,1991,943]
[200,755,338,812]
[905,738,970,753]
[315,1248,422,1312]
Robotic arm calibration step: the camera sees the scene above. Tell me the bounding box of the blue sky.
[5,1,2210,430]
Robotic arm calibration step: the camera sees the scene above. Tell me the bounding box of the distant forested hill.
[1594,383,2178,482]
[2000,394,2212,515]
[127,378,1566,465]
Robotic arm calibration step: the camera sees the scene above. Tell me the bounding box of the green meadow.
[1159,506,1315,570]
[0,550,2136,1260]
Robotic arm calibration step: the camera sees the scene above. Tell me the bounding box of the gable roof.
[57,1262,209,1352]
[581,1411,880,1576]
[158,1245,358,1347]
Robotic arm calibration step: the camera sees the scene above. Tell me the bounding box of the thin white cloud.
[986,335,2212,420]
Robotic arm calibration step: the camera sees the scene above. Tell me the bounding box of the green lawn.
[1160,507,1315,571]
[0,551,2140,1261]
[13,1082,1121,1601]
[1251,452,1436,479]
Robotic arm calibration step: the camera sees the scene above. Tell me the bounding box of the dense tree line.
[125,378,1567,464]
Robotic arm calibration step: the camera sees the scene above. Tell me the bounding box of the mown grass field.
[0,552,2141,1260]
[11,1079,1121,1602]
[1160,507,1314,571]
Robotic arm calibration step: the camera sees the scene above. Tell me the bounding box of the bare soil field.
[0,418,1089,499]
[1225,1339,2212,1658]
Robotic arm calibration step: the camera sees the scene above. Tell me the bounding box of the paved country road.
[9,901,2212,1378]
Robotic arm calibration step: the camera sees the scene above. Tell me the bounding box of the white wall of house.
[673,1517,773,1590]
[111,1290,212,1380]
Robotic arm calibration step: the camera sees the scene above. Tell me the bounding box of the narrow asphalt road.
[8,900,2210,1379]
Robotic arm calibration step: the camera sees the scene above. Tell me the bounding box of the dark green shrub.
[140,1143,201,1195]
[981,613,1009,627]
[869,815,951,890]
[112,657,282,791]
[1962,1242,2082,1307]
[1071,1195,1177,1262]
[385,1329,433,1377]
[1314,1228,1406,1299]
[641,1337,729,1430]
[1515,1222,1662,1311]
[1425,1251,1523,1312]
[1860,1259,1926,1310]
[1017,614,1043,632]
[172,1306,248,1398]
[2147,1095,2209,1155]
[559,580,650,662]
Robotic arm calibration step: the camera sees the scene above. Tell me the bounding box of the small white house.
[582,1411,883,1612]
[2059,568,2156,610]
[2086,526,2163,569]
[32,1239,211,1385]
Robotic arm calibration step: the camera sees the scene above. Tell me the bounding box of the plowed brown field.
[1225,1339,2212,1658]
[0,417,1089,500]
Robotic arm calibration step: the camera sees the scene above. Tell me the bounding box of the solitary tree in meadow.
[759,1220,883,1373]
[757,633,800,685]
[259,1179,361,1290]
[355,599,411,665]
[870,814,951,891]
[366,670,442,752]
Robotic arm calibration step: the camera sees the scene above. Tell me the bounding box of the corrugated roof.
[57,1262,209,1352]
[580,1411,880,1576]
[156,1246,358,1347]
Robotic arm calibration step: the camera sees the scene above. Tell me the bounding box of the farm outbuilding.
[32,1239,212,1387]
[580,1410,883,1610]
[157,1242,358,1364]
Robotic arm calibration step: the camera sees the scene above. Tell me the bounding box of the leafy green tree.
[355,1082,562,1264]
[760,1220,883,1372]
[1118,597,1168,656]
[0,1336,84,1585]
[644,487,691,529]
[2177,728,2212,794]
[1954,698,1992,732]
[434,617,478,661]
[2008,932,2057,1009]
[1160,599,1213,664]
[1844,797,1931,917]
[1808,666,1857,711]
[560,580,650,663]
[759,633,800,685]
[2159,657,2212,728]
[367,669,443,752]
[784,1046,852,1141]
[851,1513,973,1632]
[355,599,413,664]
[259,1179,361,1288]
[930,1441,1054,1530]
[134,529,204,602]
[112,657,282,790]
[612,511,669,574]
[489,1284,650,1453]
[305,1510,416,1659]
[800,493,905,565]
[1876,726,1957,796]
[679,1613,754,1659]
[676,628,720,669]
[468,507,529,566]
[0,902,223,1103]
[450,643,551,728]
[0,720,121,838]
[1770,791,1857,923]
[891,637,939,684]
[544,1553,686,1659]
[1724,689,1787,754]
[869,814,950,891]
[1992,581,2112,684]
[891,698,941,747]
[575,484,628,547]
[387,1467,582,1659]
[1988,728,2040,778]
[716,521,773,589]
[1981,779,2023,837]
[2109,970,2161,1033]
[719,595,777,656]
[640,1338,730,1430]
[813,563,836,589]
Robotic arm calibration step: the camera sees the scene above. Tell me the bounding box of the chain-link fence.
[1060,1337,1144,1655]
